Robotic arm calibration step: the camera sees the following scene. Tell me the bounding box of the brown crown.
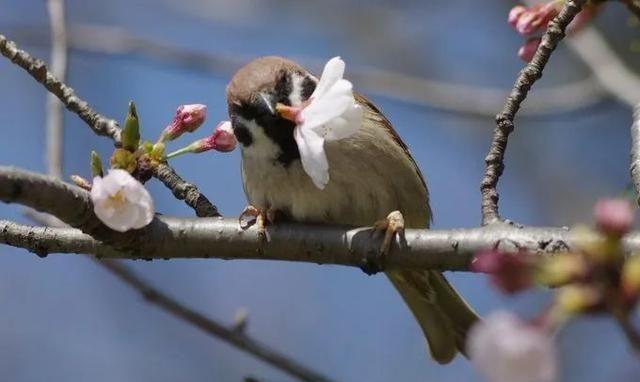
[226,56,305,107]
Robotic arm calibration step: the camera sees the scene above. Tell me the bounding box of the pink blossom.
[160,104,207,142]
[165,121,237,159]
[472,250,536,294]
[594,198,634,236]
[468,311,558,382]
[518,37,541,62]
[512,3,560,36]
[508,5,527,27]
[509,2,599,62]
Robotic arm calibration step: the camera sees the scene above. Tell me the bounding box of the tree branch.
[6,166,640,270]
[0,32,218,217]
[4,217,640,270]
[0,33,120,142]
[621,0,640,20]
[152,163,220,218]
[480,0,587,225]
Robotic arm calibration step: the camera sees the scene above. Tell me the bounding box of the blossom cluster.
[80,101,237,232]
[469,198,639,382]
[508,1,598,61]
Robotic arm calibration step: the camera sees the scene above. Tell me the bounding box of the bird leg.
[372,210,406,260]
[238,205,277,242]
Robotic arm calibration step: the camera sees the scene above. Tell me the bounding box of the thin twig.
[45,0,67,178]
[480,0,587,225]
[630,106,640,203]
[0,33,120,142]
[98,260,336,382]
[153,163,220,217]
[20,210,336,382]
[30,12,319,375]
[621,0,640,19]
[0,32,216,217]
[22,200,328,382]
[523,0,640,108]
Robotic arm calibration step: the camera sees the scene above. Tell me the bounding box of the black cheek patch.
[301,76,316,100]
[232,119,253,146]
[274,70,293,105]
[258,114,300,166]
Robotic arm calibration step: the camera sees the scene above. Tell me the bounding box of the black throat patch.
[228,70,317,167]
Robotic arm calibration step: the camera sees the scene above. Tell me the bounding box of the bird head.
[226,56,317,166]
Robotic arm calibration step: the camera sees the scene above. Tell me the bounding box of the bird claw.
[372,210,405,261]
[238,205,274,242]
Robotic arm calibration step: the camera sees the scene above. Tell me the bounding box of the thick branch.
[3,166,640,271]
[0,33,120,142]
[152,163,220,218]
[5,219,640,271]
[480,0,587,225]
[0,166,584,270]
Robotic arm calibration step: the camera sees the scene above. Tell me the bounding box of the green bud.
[150,142,165,161]
[122,101,141,152]
[142,140,154,154]
[90,150,104,178]
[110,148,137,173]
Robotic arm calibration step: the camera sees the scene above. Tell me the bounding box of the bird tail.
[385,269,479,364]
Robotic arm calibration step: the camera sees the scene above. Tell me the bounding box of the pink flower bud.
[211,120,237,152]
[191,121,237,153]
[164,121,237,159]
[594,198,634,236]
[514,3,560,36]
[518,37,541,62]
[472,250,536,294]
[508,5,527,27]
[160,104,207,142]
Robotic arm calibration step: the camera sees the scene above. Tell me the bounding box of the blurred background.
[0,0,638,381]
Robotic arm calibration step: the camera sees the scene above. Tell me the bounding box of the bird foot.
[372,210,405,261]
[238,206,277,242]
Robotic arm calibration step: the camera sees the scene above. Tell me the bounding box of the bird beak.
[275,103,300,123]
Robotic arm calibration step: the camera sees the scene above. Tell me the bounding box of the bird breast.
[241,114,430,228]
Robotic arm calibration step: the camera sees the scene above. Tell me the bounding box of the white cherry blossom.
[468,311,558,382]
[278,57,362,189]
[90,169,155,232]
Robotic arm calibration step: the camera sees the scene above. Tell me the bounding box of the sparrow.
[226,56,479,364]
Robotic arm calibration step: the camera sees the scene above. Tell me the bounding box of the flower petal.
[90,169,154,232]
[316,103,362,141]
[312,56,345,99]
[301,79,353,130]
[294,126,329,189]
